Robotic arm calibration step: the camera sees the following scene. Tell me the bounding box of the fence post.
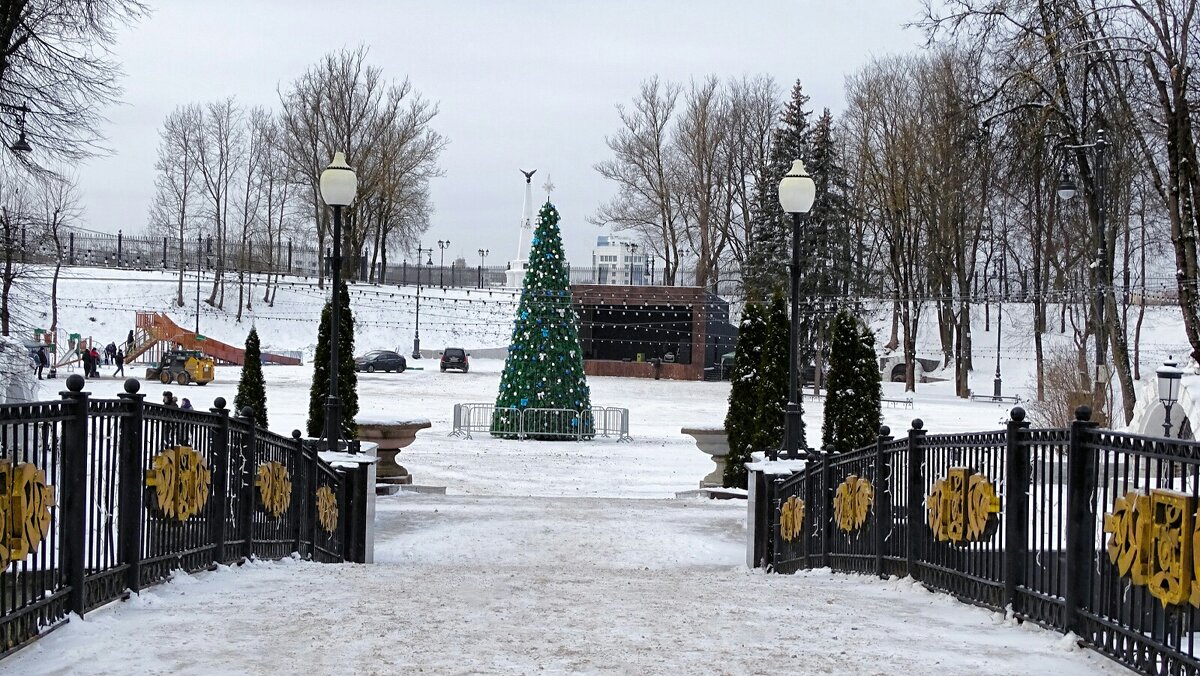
[338,469,352,562]
[237,407,257,561]
[292,431,306,557]
[117,379,145,593]
[1064,405,1098,636]
[821,446,835,569]
[69,231,75,265]
[1003,406,1031,615]
[209,397,231,564]
[59,374,89,616]
[307,446,319,560]
[906,419,926,580]
[874,425,893,579]
[116,229,123,267]
[161,237,167,268]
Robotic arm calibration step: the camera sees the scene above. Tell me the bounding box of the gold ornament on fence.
[316,486,338,533]
[255,462,292,518]
[1103,488,1200,608]
[927,467,1001,544]
[833,475,874,532]
[779,495,805,542]
[0,460,56,568]
[144,445,211,522]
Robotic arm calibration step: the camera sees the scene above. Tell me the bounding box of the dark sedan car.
[354,350,407,373]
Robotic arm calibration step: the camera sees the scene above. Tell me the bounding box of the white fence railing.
[450,403,631,442]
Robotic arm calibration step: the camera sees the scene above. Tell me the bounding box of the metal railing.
[750,406,1200,674]
[0,376,369,659]
[450,403,631,442]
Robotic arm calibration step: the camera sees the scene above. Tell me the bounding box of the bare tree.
[148,104,201,307]
[195,98,244,309]
[34,171,81,343]
[592,77,684,284]
[0,1,148,163]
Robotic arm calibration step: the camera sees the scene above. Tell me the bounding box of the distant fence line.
[0,376,371,659]
[749,406,1200,674]
[15,230,743,292]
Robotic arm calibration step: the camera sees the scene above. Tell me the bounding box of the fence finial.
[879,425,891,437]
[123,378,140,394]
[65,373,84,392]
[1074,405,1092,422]
[292,430,302,439]
[1010,406,1026,422]
[213,397,227,410]
[911,418,924,430]
[240,406,254,419]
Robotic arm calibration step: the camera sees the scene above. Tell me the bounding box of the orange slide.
[126,312,301,366]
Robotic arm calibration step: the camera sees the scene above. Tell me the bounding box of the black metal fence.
[22,230,744,292]
[751,406,1200,674]
[0,375,368,658]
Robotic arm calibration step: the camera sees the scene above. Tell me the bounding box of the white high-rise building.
[592,235,647,285]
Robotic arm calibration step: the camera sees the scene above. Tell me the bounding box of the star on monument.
[542,174,555,198]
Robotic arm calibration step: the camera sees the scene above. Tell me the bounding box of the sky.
[74,0,927,265]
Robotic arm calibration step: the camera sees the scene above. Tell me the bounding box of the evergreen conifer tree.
[492,201,591,439]
[743,80,812,301]
[234,327,268,427]
[306,279,358,439]
[723,291,797,488]
[822,310,882,454]
[723,302,764,488]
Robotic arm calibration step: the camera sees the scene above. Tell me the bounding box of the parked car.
[354,350,407,373]
[439,347,469,373]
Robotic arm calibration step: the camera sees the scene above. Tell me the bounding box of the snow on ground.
[8,356,1132,673]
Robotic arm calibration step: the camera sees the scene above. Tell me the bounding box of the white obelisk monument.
[505,169,537,288]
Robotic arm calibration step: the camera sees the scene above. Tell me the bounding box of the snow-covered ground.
[6,355,1130,673]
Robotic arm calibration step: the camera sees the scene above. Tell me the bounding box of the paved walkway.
[6,494,1126,674]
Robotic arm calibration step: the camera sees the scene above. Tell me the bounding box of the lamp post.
[1057,128,1110,423]
[195,234,203,337]
[2,102,32,154]
[1157,357,1184,438]
[477,248,489,289]
[777,159,817,461]
[413,244,433,359]
[437,240,450,288]
[319,152,358,453]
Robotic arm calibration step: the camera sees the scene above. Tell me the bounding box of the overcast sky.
[75,0,926,265]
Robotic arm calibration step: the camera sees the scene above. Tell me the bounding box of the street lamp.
[2,102,32,154]
[777,159,816,461]
[1157,357,1184,438]
[1057,128,1110,423]
[319,151,358,453]
[437,240,450,288]
[413,244,433,359]
[477,248,489,289]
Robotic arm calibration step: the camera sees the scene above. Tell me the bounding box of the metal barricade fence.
[450,404,631,441]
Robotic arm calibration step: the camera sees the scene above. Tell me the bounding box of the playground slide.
[127,312,300,366]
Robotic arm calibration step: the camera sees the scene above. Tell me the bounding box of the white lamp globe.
[778,159,816,214]
[320,152,358,207]
[1157,358,1184,405]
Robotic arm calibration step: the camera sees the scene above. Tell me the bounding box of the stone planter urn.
[681,426,730,488]
[355,416,432,488]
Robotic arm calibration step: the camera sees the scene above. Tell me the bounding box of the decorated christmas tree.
[492,201,592,439]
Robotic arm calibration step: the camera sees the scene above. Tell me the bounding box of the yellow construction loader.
[145,349,215,386]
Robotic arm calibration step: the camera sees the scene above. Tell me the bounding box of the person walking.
[126,329,135,354]
[162,391,179,407]
[180,398,193,411]
[89,347,102,377]
[35,346,48,380]
[80,347,93,380]
[113,348,125,378]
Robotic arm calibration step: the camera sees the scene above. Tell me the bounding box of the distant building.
[592,236,647,285]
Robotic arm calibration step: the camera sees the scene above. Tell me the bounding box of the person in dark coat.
[80,347,93,379]
[35,346,48,379]
[89,347,101,377]
[162,391,178,407]
[180,398,193,411]
[126,330,135,354]
[113,348,125,378]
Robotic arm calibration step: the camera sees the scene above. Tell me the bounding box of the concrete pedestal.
[355,418,432,493]
[681,426,730,488]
